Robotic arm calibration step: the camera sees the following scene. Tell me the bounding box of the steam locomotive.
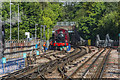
[53,29,69,49]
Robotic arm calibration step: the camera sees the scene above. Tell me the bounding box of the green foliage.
[98,11,119,39]
[2,2,64,40]
[63,2,119,40]
[2,2,119,41]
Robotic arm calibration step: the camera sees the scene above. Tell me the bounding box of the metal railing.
[4,39,41,59]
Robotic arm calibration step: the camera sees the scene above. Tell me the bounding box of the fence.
[0,57,25,75]
[0,39,42,75]
[4,39,41,59]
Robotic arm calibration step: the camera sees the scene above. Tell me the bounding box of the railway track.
[42,47,87,79]
[61,48,112,79]
[4,46,113,80]
[2,47,80,79]
[101,49,119,78]
[35,50,62,63]
[92,48,111,79]
[43,46,99,79]
[42,47,113,79]
[13,47,86,79]
[1,50,62,79]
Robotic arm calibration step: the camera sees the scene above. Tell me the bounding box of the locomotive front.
[53,29,69,49]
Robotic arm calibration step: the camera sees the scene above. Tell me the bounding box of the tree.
[2,2,64,40]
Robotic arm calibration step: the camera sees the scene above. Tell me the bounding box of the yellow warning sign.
[88,39,91,46]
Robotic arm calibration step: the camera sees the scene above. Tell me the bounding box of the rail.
[66,48,103,79]
[2,46,86,79]
[93,48,112,79]
[81,48,106,78]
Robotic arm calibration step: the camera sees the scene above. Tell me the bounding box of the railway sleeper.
[6,47,86,79]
